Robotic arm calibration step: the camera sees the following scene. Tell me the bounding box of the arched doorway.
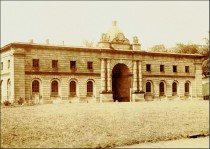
[112,63,131,102]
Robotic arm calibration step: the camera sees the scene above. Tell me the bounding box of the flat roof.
[0,42,205,58]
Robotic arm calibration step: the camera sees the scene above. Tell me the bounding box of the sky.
[1,1,209,50]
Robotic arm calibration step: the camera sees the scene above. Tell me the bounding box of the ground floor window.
[172,82,177,95]
[32,80,39,93]
[51,80,58,96]
[7,79,11,100]
[159,82,164,96]
[185,82,189,93]
[146,82,151,93]
[87,81,93,96]
[70,81,76,96]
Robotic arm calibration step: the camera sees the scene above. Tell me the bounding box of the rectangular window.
[70,61,76,69]
[173,65,177,72]
[160,65,164,72]
[8,60,10,69]
[146,64,151,71]
[87,61,93,70]
[52,60,58,68]
[1,62,3,70]
[33,59,39,68]
[185,66,189,73]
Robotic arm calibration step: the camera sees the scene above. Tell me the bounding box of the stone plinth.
[132,44,141,50]
[100,93,113,102]
[132,93,145,102]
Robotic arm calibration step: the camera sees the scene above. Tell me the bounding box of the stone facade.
[0,22,204,103]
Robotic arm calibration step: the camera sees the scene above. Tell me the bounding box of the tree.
[149,44,167,52]
[173,43,199,54]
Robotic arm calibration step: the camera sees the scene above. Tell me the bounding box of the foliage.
[149,44,167,52]
[4,100,11,106]
[172,43,200,54]
[17,97,24,105]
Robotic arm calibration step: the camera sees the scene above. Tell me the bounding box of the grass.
[1,100,209,148]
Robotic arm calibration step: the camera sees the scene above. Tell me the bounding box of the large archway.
[112,63,131,102]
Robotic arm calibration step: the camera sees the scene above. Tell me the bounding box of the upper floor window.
[1,62,3,70]
[52,60,58,68]
[160,65,164,72]
[146,64,151,71]
[33,59,39,68]
[185,66,189,73]
[70,61,76,69]
[8,60,10,69]
[173,65,177,72]
[87,61,93,70]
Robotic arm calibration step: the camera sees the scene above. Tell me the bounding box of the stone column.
[132,60,137,92]
[138,61,143,91]
[107,59,111,92]
[100,59,106,92]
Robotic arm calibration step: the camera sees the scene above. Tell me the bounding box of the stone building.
[0,21,204,103]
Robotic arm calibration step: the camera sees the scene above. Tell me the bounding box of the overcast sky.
[1,1,209,50]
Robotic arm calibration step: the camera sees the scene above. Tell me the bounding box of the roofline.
[0,42,205,58]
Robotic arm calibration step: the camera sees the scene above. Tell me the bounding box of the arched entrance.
[112,63,131,102]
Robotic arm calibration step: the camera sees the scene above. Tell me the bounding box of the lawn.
[1,100,209,148]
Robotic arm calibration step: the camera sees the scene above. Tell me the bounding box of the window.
[52,60,58,68]
[87,62,93,70]
[146,64,151,71]
[32,80,39,93]
[185,66,189,73]
[70,61,76,69]
[87,81,93,96]
[70,81,76,96]
[160,65,164,72]
[173,65,177,72]
[159,82,164,95]
[1,62,3,70]
[33,59,39,68]
[146,82,151,92]
[51,80,58,96]
[172,82,177,93]
[185,82,189,93]
[8,60,10,69]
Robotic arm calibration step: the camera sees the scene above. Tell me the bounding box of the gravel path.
[116,136,209,148]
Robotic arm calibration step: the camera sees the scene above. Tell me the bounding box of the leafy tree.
[172,43,199,54]
[149,44,167,52]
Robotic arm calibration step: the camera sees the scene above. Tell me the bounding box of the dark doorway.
[112,63,131,102]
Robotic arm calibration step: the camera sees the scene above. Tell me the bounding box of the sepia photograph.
[1,1,209,148]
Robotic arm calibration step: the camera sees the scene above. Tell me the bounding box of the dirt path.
[116,137,209,148]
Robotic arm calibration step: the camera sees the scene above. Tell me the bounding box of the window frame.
[146,82,151,93]
[160,65,164,72]
[87,61,93,70]
[87,81,93,96]
[52,60,58,68]
[69,81,76,96]
[33,59,39,68]
[185,66,189,73]
[32,80,39,93]
[146,64,151,71]
[70,61,76,69]
[173,65,177,72]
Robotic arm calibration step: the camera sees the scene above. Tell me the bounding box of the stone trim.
[25,71,100,76]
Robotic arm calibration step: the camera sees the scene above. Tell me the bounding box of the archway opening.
[112,63,131,102]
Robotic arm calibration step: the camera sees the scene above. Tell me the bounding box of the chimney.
[62,41,64,45]
[46,39,49,44]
